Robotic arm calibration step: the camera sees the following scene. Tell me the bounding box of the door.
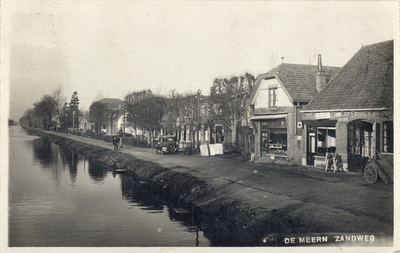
[307,126,316,165]
[348,120,373,172]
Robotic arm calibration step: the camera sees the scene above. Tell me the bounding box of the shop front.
[260,119,288,156]
[301,40,393,174]
[304,119,337,168]
[302,111,393,173]
[252,112,301,165]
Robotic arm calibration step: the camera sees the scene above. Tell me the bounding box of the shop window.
[383,121,393,153]
[269,88,277,107]
[317,127,336,154]
[262,128,287,154]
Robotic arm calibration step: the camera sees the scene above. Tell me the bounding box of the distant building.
[301,40,393,172]
[100,98,123,135]
[249,60,341,165]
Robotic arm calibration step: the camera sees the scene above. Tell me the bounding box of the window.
[383,121,393,153]
[317,127,336,154]
[262,128,287,154]
[269,88,277,107]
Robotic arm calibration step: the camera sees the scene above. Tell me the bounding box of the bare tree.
[124,90,153,136]
[209,73,255,146]
[51,84,66,127]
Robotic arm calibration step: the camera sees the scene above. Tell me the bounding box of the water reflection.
[88,160,111,181]
[9,127,210,247]
[31,137,116,184]
[120,174,205,247]
[31,138,81,182]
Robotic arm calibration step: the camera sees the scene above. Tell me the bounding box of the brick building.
[301,40,393,172]
[249,60,341,164]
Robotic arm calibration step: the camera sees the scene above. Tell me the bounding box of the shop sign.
[315,112,331,119]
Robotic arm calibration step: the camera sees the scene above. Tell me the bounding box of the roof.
[306,40,393,111]
[250,63,341,104]
[100,98,123,110]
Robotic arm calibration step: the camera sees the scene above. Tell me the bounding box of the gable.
[249,63,341,106]
[253,77,292,109]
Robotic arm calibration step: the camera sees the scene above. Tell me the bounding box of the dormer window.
[269,88,278,107]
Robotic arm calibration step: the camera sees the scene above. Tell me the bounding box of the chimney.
[315,54,327,92]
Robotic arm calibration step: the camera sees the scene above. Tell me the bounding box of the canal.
[8,126,210,247]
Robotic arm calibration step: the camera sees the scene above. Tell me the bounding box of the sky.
[3,0,397,121]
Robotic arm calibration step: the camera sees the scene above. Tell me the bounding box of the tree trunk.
[231,117,237,146]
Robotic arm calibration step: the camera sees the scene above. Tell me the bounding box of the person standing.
[113,136,118,151]
[118,135,123,150]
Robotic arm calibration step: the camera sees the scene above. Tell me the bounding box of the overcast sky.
[4,0,397,120]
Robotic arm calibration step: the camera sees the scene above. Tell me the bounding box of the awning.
[251,114,287,121]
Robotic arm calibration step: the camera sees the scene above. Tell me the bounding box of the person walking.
[113,136,118,151]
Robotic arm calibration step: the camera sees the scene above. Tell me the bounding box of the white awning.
[250,114,287,120]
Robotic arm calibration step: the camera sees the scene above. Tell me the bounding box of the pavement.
[43,130,394,243]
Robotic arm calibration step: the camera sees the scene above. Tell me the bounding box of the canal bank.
[25,127,393,247]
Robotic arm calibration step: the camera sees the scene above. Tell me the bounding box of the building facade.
[301,40,393,172]
[249,60,341,165]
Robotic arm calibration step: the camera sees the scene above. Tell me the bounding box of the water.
[8,126,210,247]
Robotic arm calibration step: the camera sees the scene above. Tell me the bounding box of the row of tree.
[20,72,256,147]
[116,73,255,145]
[19,85,80,131]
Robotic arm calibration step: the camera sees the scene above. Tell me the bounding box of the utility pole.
[72,110,75,133]
[197,89,201,151]
[123,102,126,136]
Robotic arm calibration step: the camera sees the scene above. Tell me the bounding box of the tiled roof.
[306,40,393,110]
[100,98,123,110]
[250,63,341,103]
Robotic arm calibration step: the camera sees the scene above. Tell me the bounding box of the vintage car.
[155,135,179,154]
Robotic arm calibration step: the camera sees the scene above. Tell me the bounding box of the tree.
[70,91,80,108]
[133,96,166,141]
[161,90,185,136]
[59,91,80,130]
[51,84,66,127]
[69,91,80,129]
[88,100,108,133]
[8,119,16,126]
[33,94,57,129]
[20,108,36,127]
[209,73,255,146]
[124,90,153,136]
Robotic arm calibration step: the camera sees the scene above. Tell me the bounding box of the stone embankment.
[27,128,393,247]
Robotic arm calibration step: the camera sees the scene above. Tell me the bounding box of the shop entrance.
[348,120,373,172]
